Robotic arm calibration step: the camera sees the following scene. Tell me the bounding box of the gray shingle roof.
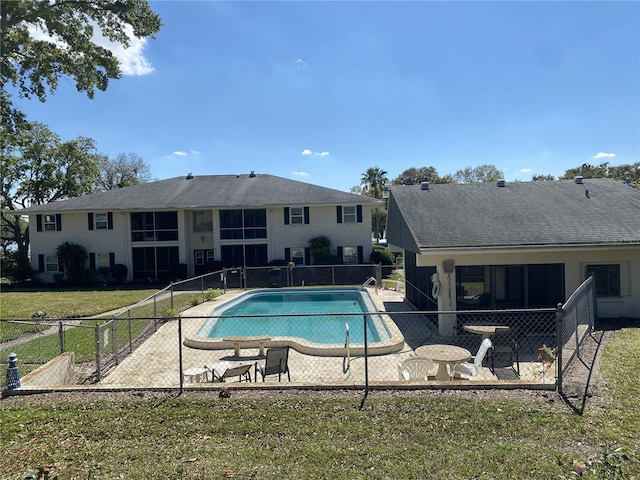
[387,178,640,251]
[17,173,378,213]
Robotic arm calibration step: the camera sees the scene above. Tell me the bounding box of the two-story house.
[17,172,380,283]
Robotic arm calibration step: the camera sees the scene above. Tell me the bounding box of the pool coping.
[182,287,406,357]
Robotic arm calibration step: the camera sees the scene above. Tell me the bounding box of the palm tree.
[360,167,389,243]
[360,166,389,199]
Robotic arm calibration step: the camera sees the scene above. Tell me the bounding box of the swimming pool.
[183,288,404,356]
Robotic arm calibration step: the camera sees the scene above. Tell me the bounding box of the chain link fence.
[2,275,597,395]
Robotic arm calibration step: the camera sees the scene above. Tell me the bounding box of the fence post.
[128,311,133,354]
[58,321,65,354]
[95,324,102,382]
[170,283,174,309]
[360,313,369,409]
[555,303,564,395]
[112,317,119,365]
[178,315,184,394]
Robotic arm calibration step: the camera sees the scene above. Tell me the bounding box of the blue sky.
[13,1,640,192]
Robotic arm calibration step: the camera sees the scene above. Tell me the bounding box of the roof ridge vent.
[496,179,506,187]
[249,170,257,178]
[186,173,194,180]
[574,176,584,184]
[420,181,429,190]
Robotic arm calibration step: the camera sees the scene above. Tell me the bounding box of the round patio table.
[415,344,472,381]
[463,325,510,340]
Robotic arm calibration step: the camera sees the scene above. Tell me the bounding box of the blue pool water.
[196,288,388,344]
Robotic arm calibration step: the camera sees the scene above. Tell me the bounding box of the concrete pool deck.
[97,287,556,390]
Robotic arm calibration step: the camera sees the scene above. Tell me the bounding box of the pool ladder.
[360,276,378,295]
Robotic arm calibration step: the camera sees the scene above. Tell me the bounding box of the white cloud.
[294,58,308,69]
[301,149,312,155]
[301,149,330,157]
[292,171,310,177]
[592,152,616,159]
[519,168,533,173]
[172,151,188,157]
[316,151,330,157]
[190,150,200,155]
[29,22,154,77]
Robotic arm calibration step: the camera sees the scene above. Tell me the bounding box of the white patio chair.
[398,357,437,381]
[453,338,493,377]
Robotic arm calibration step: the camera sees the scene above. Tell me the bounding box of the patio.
[97,288,556,389]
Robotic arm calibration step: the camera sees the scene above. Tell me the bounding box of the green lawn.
[1,328,638,479]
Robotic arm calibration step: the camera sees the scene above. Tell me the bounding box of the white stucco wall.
[415,245,640,319]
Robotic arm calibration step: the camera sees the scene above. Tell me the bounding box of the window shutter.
[88,213,94,230]
[336,206,343,223]
[38,254,45,272]
[284,248,291,261]
[304,247,311,265]
[37,215,43,232]
[109,252,115,267]
[356,205,362,223]
[56,214,62,231]
[89,253,96,269]
[357,246,364,264]
[107,212,113,230]
[304,207,310,224]
[284,207,290,225]
[336,246,343,262]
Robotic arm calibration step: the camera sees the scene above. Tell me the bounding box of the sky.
[11,1,640,193]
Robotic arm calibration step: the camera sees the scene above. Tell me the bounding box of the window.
[343,206,356,223]
[193,211,213,232]
[343,246,357,264]
[586,264,621,297]
[96,253,110,269]
[45,255,58,272]
[195,250,205,265]
[131,212,178,242]
[95,213,108,230]
[220,209,266,240]
[290,207,304,225]
[44,215,57,231]
[291,247,305,265]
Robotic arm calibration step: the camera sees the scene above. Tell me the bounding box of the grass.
[0,328,638,479]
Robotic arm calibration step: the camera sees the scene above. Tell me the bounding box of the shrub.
[205,288,222,300]
[0,250,34,283]
[370,249,394,265]
[111,264,128,283]
[54,242,88,284]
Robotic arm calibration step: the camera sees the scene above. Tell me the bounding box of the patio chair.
[491,331,520,376]
[207,363,253,383]
[452,338,493,378]
[398,357,437,381]
[255,346,291,382]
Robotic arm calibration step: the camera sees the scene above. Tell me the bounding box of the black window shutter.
[336,206,343,223]
[284,248,291,261]
[357,246,364,263]
[356,205,363,223]
[109,252,115,267]
[304,247,311,265]
[284,207,290,225]
[107,212,113,230]
[37,215,42,232]
[336,246,343,262]
[56,214,62,231]
[89,253,96,270]
[304,207,310,224]
[88,213,94,230]
[38,254,45,272]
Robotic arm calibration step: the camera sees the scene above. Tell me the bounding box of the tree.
[55,241,88,284]
[532,174,555,181]
[96,152,152,190]
[391,166,454,185]
[308,236,331,265]
[560,161,640,189]
[1,121,100,254]
[360,167,389,243]
[360,166,389,199]
[453,164,503,183]
[0,0,162,122]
